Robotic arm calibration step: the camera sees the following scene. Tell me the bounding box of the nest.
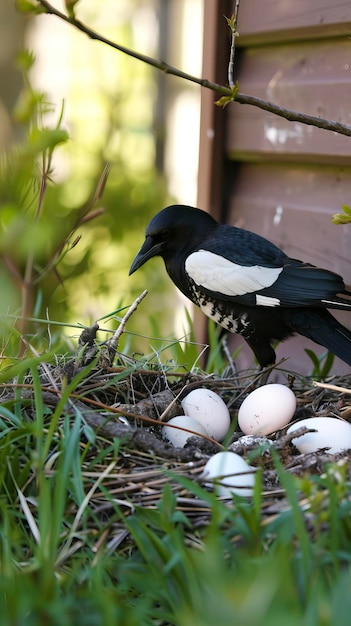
[2,298,351,552]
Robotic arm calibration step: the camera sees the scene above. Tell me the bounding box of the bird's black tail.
[286,309,351,366]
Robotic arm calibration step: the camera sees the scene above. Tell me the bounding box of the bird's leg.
[245,337,276,370]
[243,336,277,386]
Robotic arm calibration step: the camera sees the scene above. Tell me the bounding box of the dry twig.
[313,381,351,395]
[105,290,148,361]
[226,0,240,89]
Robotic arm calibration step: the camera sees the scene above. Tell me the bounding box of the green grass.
[0,328,351,626]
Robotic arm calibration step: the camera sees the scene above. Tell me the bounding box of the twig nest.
[238,384,296,436]
[181,388,230,441]
[287,417,351,454]
[202,451,256,498]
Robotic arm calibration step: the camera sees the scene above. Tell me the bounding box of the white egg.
[181,388,230,441]
[287,417,351,454]
[238,384,296,436]
[202,451,256,498]
[162,415,209,447]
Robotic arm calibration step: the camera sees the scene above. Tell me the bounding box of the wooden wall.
[198,0,351,374]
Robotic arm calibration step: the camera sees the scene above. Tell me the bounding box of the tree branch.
[226,0,241,89]
[35,0,351,138]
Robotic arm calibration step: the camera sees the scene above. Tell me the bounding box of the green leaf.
[83,423,96,444]
[28,127,69,154]
[64,0,80,18]
[12,89,43,123]
[305,348,321,372]
[224,13,235,28]
[15,0,46,14]
[224,13,239,36]
[305,348,334,378]
[215,82,239,108]
[320,350,335,378]
[332,204,351,224]
[16,50,36,72]
[215,95,234,108]
[332,214,351,224]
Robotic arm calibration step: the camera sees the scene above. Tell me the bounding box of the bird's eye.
[160,228,170,239]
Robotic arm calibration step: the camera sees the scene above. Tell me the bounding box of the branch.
[35,0,351,138]
[106,289,148,358]
[226,0,241,89]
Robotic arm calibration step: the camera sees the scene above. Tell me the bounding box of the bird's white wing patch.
[185,250,283,297]
[255,294,281,307]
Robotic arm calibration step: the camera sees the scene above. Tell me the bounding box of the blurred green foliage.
[0,41,175,355]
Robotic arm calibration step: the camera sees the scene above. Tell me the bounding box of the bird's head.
[129,204,217,275]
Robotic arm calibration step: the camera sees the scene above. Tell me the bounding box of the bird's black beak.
[129,236,162,275]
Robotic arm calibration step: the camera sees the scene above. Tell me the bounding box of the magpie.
[129,204,351,368]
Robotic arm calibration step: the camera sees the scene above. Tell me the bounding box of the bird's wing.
[185,249,348,308]
[260,263,349,307]
[185,250,283,299]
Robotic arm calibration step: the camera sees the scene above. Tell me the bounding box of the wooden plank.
[197,0,231,219]
[196,0,231,349]
[238,0,351,44]
[197,4,351,374]
[224,162,351,375]
[226,39,351,162]
[225,162,351,282]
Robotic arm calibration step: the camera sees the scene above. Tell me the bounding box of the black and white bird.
[129,204,351,368]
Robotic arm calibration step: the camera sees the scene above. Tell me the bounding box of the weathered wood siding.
[198,0,351,374]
